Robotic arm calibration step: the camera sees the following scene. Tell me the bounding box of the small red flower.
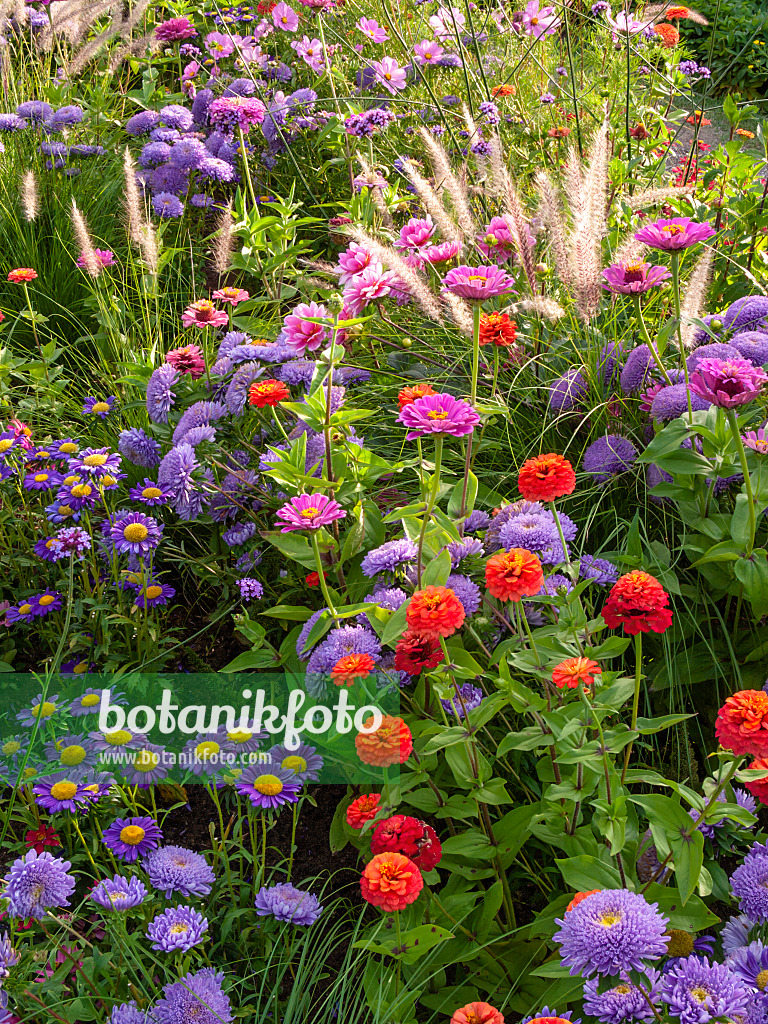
[716,692,768,758]
[602,570,673,636]
[566,888,601,912]
[479,312,517,347]
[331,652,376,687]
[406,586,465,640]
[371,815,442,870]
[25,825,61,853]
[485,548,544,603]
[398,383,437,410]
[165,344,206,379]
[518,453,576,502]
[552,657,601,690]
[451,1003,505,1024]
[305,571,325,587]
[8,268,37,283]
[394,629,444,674]
[346,792,381,829]
[360,851,423,912]
[249,378,289,408]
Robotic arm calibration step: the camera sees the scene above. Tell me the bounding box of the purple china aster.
[236,764,303,808]
[109,511,163,556]
[157,444,204,521]
[147,906,209,952]
[3,850,76,919]
[446,573,482,615]
[102,816,163,862]
[144,845,215,898]
[584,970,662,1023]
[554,888,669,976]
[32,774,89,813]
[580,554,619,586]
[499,511,558,551]
[82,396,116,418]
[255,882,323,925]
[275,493,346,532]
[634,218,716,251]
[441,682,484,718]
[90,875,148,911]
[731,333,768,368]
[549,369,588,411]
[361,539,417,577]
[731,846,768,922]
[307,624,380,674]
[722,915,757,956]
[583,435,638,482]
[268,742,323,781]
[122,743,168,785]
[146,364,179,424]
[0,932,19,980]
[621,345,655,394]
[660,957,748,1023]
[727,939,768,991]
[154,968,232,1024]
[723,297,768,337]
[446,537,485,567]
[397,393,480,439]
[463,509,491,532]
[689,358,768,408]
[45,732,97,768]
[602,261,672,294]
[118,428,161,468]
[222,521,258,547]
[129,479,169,506]
[441,264,514,300]
[651,384,711,422]
[540,573,574,596]
[689,787,756,837]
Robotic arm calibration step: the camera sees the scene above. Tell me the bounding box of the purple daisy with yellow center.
[102,816,163,862]
[82,396,116,418]
[109,511,163,556]
[129,478,170,506]
[235,764,303,808]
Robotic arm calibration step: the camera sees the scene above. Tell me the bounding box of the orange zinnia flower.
[552,657,601,689]
[360,851,423,912]
[356,714,413,766]
[566,889,601,912]
[346,792,381,828]
[331,652,376,687]
[686,113,711,125]
[485,548,544,603]
[479,312,517,347]
[492,84,516,97]
[249,378,289,408]
[451,1002,505,1024]
[406,585,465,640]
[8,268,37,283]
[716,691,768,758]
[665,5,690,17]
[518,453,576,502]
[736,129,755,139]
[602,570,673,636]
[654,22,680,45]
[398,383,437,410]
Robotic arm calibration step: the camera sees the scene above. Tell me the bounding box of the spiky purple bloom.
[584,970,662,1024]
[90,875,148,911]
[727,939,768,990]
[17,100,53,123]
[361,539,417,577]
[634,218,716,251]
[109,511,163,556]
[580,554,619,586]
[602,262,671,294]
[0,932,19,980]
[687,344,741,371]
[158,444,204,521]
[651,384,710,422]
[226,361,264,416]
[550,369,588,410]
[238,578,264,601]
[126,110,161,136]
[102,816,163,862]
[583,435,638,482]
[731,332,768,367]
[118,428,161,468]
[441,682,484,718]
[554,888,669,976]
[446,537,485,567]
[446,573,482,615]
[308,624,381,674]
[723,297,768,337]
[441,264,514,300]
[689,358,768,408]
[660,957,748,1024]
[499,511,558,551]
[464,509,491,532]
[3,850,76,919]
[255,883,323,925]
[144,845,215,898]
[397,393,480,439]
[154,968,232,1024]
[236,765,302,808]
[223,521,258,547]
[172,400,228,445]
[275,493,346,532]
[147,906,209,952]
[296,609,326,659]
[731,846,768,922]
[621,346,655,393]
[540,573,574,596]
[146,364,179,424]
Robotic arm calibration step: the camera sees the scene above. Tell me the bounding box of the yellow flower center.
[300,507,319,517]
[142,487,162,499]
[120,825,146,845]
[427,410,448,419]
[136,750,159,771]
[385,72,392,80]
[102,475,117,487]
[71,484,92,498]
[91,402,110,414]
[0,439,13,453]
[18,603,33,615]
[254,774,283,795]
[59,442,77,453]
[614,985,631,995]
[662,225,684,236]
[72,661,88,674]
[227,730,252,744]
[124,523,149,543]
[34,473,49,482]
[81,693,100,706]
[60,745,86,765]
[599,911,621,926]
[690,987,710,1004]
[757,970,768,991]
[531,15,539,22]
[105,730,132,745]
[666,929,694,958]
[51,781,78,800]
[282,755,307,773]
[195,741,220,760]
[31,701,56,718]
[63,474,79,485]
[170,923,189,934]
[145,585,163,600]
[2,740,21,755]
[83,453,108,467]
[39,595,55,606]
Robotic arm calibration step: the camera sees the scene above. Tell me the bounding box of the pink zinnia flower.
[602,261,672,294]
[212,286,250,306]
[441,264,514,301]
[272,2,299,30]
[413,40,445,64]
[155,17,197,41]
[7,418,33,450]
[423,240,462,264]
[397,393,480,439]
[357,17,389,42]
[165,344,206,379]
[394,215,435,251]
[283,300,330,354]
[371,57,407,95]
[689,357,768,408]
[77,249,115,270]
[634,217,716,251]
[275,493,346,532]
[337,242,375,285]
[343,264,396,314]
[181,300,229,329]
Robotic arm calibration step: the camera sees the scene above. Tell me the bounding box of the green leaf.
[691,539,745,565]
[220,649,278,672]
[260,604,315,620]
[263,530,316,569]
[735,550,768,616]
[441,830,496,860]
[555,855,623,891]
[422,726,469,754]
[422,548,453,587]
[354,925,453,963]
[448,471,477,518]
[381,601,408,646]
[636,713,695,734]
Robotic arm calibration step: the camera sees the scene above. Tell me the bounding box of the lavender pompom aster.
[583,435,638,482]
[731,847,768,922]
[90,874,148,911]
[154,968,232,1024]
[554,888,669,976]
[651,384,711,422]
[118,427,161,468]
[144,845,215,898]
[146,364,179,424]
[549,369,588,411]
[621,345,654,394]
[4,850,76,919]
[660,956,748,1024]
[361,539,417,577]
[584,969,662,1024]
[255,882,323,925]
[147,906,209,952]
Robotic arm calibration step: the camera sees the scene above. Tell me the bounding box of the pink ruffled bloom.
[371,57,407,95]
[413,40,445,64]
[357,17,389,42]
[155,17,197,41]
[602,261,672,294]
[442,264,514,301]
[283,300,330,354]
[272,2,299,31]
[424,240,462,264]
[394,215,435,251]
[397,393,481,439]
[337,242,375,285]
[181,300,229,329]
[212,286,250,306]
[77,249,115,270]
[476,217,516,264]
[689,357,768,409]
[209,95,266,131]
[7,418,33,450]
[521,0,561,36]
[634,217,716,251]
[275,493,346,532]
[166,344,206,379]
[343,264,396,314]
[743,428,768,454]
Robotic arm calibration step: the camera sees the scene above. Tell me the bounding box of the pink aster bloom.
[275,493,346,532]
[181,300,229,329]
[212,286,250,306]
[602,261,672,294]
[357,17,389,42]
[429,7,465,38]
[441,264,514,301]
[394,215,435,251]
[155,17,197,41]
[77,249,115,270]
[337,242,375,285]
[689,357,768,408]
[371,57,407,95]
[743,428,768,454]
[165,344,206,379]
[397,393,481,439]
[273,2,299,31]
[521,0,561,36]
[283,300,330,354]
[208,95,266,132]
[413,39,445,64]
[343,264,397,314]
[424,240,462,264]
[205,31,235,58]
[634,217,716,250]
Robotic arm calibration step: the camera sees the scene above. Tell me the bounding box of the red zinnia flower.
[249,379,290,408]
[305,571,324,587]
[331,652,376,687]
[654,22,680,45]
[716,691,768,758]
[25,825,61,853]
[394,629,443,674]
[630,123,651,140]
[566,888,601,912]
[485,548,544,603]
[360,851,423,912]
[406,585,465,640]
[398,383,437,410]
[518,453,576,502]
[8,268,37,283]
[552,657,601,690]
[165,344,206,379]
[346,792,382,828]
[744,757,768,804]
[371,815,442,870]
[479,312,517,347]
[602,570,673,636]
[451,1003,505,1024]
[356,715,413,767]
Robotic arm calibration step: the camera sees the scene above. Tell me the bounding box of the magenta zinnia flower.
[441,264,514,301]
[166,344,206,378]
[602,261,672,294]
[633,217,716,251]
[397,393,481,439]
[275,493,346,532]
[283,301,330,355]
[181,300,229,329]
[424,240,462,264]
[689,357,767,408]
[155,17,197,41]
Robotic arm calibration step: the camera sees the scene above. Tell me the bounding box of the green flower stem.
[670,251,694,420]
[237,125,258,211]
[459,304,482,519]
[311,531,340,624]
[727,408,757,555]
[22,280,48,383]
[621,632,643,784]
[491,344,501,400]
[547,500,574,579]
[515,601,541,667]
[272,406,291,442]
[416,435,443,587]
[632,296,673,386]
